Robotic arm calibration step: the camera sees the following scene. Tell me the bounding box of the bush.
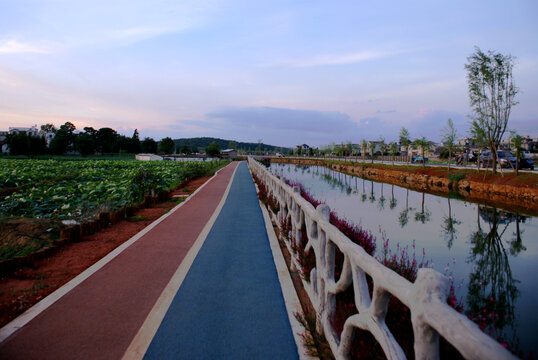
[206,141,221,157]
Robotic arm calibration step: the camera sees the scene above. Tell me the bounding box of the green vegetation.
[128,215,148,222]
[0,159,228,221]
[158,137,175,154]
[448,173,466,182]
[465,48,518,175]
[205,141,221,157]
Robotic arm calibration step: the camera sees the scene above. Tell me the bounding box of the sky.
[1,0,537,147]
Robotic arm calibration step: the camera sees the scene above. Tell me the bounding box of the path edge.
[0,163,233,344]
[258,196,317,360]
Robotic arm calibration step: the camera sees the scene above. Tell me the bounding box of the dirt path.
[0,176,211,328]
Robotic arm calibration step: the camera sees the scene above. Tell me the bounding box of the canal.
[269,163,538,356]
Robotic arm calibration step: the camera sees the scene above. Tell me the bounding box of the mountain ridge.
[172,137,291,153]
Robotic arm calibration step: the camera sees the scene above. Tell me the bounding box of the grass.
[162,198,185,214]
[166,197,187,204]
[294,312,334,360]
[0,237,51,261]
[128,215,148,222]
[448,173,466,182]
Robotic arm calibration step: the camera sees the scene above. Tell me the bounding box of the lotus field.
[0,159,228,221]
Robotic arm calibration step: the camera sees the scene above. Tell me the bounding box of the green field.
[0,158,228,221]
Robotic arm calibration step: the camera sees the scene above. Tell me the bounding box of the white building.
[135,153,163,161]
[9,126,40,136]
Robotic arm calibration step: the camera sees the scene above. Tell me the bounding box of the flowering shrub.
[284,180,376,256]
[251,172,279,213]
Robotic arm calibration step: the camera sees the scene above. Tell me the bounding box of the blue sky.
[1,0,537,147]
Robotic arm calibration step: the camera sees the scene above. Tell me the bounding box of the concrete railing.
[248,157,515,360]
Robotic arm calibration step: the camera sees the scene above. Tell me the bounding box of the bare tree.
[465,47,518,174]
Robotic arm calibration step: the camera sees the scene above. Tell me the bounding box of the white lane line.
[121,162,240,360]
[0,163,234,344]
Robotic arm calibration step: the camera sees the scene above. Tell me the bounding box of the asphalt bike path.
[142,161,298,359]
[0,162,239,359]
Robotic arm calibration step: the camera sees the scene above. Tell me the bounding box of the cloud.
[0,40,50,54]
[376,109,396,114]
[208,106,355,132]
[105,23,196,44]
[408,110,469,141]
[204,106,359,146]
[270,50,393,67]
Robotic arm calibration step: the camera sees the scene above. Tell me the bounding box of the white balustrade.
[248,157,515,360]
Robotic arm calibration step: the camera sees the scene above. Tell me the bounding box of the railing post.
[410,268,449,360]
[316,204,330,333]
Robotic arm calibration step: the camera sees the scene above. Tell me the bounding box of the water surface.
[269,163,538,355]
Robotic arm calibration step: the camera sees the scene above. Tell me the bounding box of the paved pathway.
[0,161,299,360]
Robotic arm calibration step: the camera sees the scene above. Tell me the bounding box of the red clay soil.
[0,176,211,328]
[415,166,537,187]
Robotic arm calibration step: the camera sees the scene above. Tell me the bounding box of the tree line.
[4,123,177,156]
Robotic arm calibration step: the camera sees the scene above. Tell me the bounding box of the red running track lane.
[0,162,239,360]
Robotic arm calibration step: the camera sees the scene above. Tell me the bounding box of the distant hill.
[172,137,290,153]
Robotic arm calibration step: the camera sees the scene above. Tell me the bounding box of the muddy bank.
[272,158,538,216]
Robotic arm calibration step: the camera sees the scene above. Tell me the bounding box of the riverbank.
[272,158,538,215]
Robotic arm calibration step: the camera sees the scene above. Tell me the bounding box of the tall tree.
[442,118,458,172]
[465,47,518,174]
[40,123,57,133]
[75,127,96,156]
[469,121,487,171]
[509,130,523,176]
[389,141,398,165]
[360,139,368,161]
[158,137,175,154]
[205,141,221,157]
[141,137,158,153]
[95,127,119,153]
[49,122,76,154]
[130,129,141,153]
[399,127,411,163]
[6,133,31,155]
[378,136,386,162]
[181,145,191,155]
[413,137,430,168]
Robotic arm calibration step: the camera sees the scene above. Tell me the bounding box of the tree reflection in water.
[389,184,398,210]
[414,192,431,224]
[398,189,414,227]
[509,214,526,256]
[377,183,386,210]
[369,181,376,203]
[442,198,460,249]
[466,206,526,343]
[361,178,367,202]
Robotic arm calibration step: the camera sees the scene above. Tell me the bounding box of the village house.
[220,149,237,159]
